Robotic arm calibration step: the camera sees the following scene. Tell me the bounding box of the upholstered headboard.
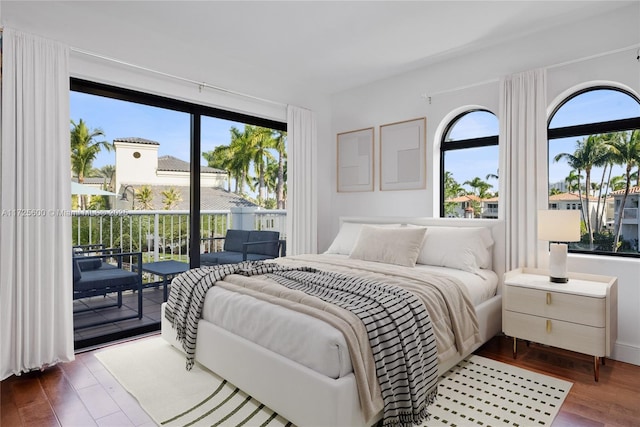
[338,216,506,292]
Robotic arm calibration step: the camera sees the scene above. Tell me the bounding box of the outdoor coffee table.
[141,260,189,301]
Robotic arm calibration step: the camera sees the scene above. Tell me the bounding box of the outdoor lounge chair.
[200,229,285,266]
[72,249,143,329]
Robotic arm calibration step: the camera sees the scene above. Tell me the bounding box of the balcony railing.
[72,209,287,263]
[622,207,638,220]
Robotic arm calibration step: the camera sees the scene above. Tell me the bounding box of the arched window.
[440,110,499,218]
[548,86,640,255]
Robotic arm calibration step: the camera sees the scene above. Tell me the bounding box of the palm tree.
[443,172,466,217]
[463,177,491,198]
[444,172,465,197]
[203,145,235,192]
[564,169,583,193]
[555,135,609,246]
[610,174,627,191]
[263,158,279,200]
[135,185,154,210]
[97,164,116,191]
[161,187,182,210]
[70,119,112,209]
[606,129,640,251]
[272,130,287,209]
[247,126,276,206]
[229,126,255,194]
[549,188,563,196]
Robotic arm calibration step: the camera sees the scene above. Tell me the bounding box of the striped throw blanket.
[164,261,438,427]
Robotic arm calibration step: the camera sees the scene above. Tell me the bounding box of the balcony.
[72,208,286,349]
[622,207,638,221]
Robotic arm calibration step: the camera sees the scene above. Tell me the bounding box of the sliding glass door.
[70,78,286,349]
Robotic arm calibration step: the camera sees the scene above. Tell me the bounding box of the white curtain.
[286,105,318,255]
[1,28,75,380]
[499,69,548,271]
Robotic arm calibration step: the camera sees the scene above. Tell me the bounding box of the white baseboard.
[613,341,640,366]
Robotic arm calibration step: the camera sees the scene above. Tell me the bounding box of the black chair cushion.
[74,268,139,292]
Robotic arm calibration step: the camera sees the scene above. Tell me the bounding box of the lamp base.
[549,276,569,283]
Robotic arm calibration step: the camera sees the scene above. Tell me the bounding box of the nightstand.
[503,267,618,381]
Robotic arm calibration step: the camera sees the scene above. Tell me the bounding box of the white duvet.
[200,254,497,379]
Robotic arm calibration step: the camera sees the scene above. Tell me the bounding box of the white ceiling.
[1,1,635,100]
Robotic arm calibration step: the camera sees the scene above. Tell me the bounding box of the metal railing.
[72,209,287,262]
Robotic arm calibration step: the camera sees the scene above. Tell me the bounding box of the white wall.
[326,4,640,365]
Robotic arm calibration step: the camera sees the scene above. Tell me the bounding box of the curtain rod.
[71,47,288,109]
[422,43,640,103]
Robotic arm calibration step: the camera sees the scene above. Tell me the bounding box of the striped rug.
[96,337,571,427]
[95,337,291,427]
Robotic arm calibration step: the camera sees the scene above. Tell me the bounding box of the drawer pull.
[546,319,552,333]
[546,292,552,305]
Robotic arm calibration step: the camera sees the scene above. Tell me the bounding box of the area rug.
[430,355,572,426]
[96,337,572,427]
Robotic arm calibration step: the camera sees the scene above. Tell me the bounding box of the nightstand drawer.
[504,285,605,327]
[503,311,607,356]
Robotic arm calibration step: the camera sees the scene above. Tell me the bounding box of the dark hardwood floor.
[2,334,639,426]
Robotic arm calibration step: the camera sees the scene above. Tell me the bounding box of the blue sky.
[70,91,247,170]
[72,89,639,192]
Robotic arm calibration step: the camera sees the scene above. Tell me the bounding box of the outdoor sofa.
[200,229,284,266]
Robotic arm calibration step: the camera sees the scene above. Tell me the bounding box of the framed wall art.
[336,127,374,192]
[380,117,426,191]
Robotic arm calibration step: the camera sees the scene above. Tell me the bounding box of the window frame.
[439,109,499,218]
[547,85,640,258]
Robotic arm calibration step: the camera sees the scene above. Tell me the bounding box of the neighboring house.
[113,137,227,193]
[446,194,482,218]
[112,137,248,210]
[547,192,612,232]
[481,197,499,219]
[446,195,498,219]
[610,186,640,248]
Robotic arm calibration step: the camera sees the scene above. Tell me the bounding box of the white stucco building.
[112,137,255,210]
[113,137,226,192]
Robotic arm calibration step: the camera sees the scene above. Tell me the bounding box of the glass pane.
[443,145,499,218]
[199,117,288,266]
[549,130,640,255]
[70,90,191,343]
[445,110,498,142]
[549,89,640,129]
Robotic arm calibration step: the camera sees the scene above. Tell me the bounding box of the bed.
[161,217,505,426]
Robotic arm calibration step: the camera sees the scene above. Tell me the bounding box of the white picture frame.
[380,117,426,191]
[337,127,374,192]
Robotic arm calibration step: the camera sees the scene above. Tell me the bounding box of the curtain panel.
[1,28,75,380]
[286,105,318,255]
[499,68,549,272]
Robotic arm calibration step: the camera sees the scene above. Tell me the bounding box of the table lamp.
[538,210,581,283]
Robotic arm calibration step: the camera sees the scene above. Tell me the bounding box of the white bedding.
[200,254,498,379]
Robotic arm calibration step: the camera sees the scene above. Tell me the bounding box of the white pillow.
[417,226,493,272]
[325,222,400,255]
[349,225,427,267]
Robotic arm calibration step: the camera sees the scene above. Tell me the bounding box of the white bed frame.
[162,217,505,427]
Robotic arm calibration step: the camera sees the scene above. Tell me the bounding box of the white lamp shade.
[538,210,581,242]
